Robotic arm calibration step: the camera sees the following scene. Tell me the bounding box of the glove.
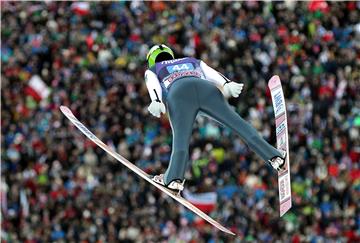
[223,82,244,98]
[148,100,166,118]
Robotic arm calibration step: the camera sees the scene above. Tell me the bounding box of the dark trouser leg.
[198,81,281,161]
[163,81,198,185]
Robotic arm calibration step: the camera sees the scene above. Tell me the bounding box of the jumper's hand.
[223,82,244,98]
[148,100,166,118]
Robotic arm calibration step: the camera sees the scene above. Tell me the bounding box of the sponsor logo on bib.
[163,70,202,86]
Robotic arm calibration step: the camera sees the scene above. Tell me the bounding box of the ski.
[268,76,292,216]
[60,106,235,236]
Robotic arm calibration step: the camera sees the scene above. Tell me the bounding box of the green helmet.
[146,44,174,68]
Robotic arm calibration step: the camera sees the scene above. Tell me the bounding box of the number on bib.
[167,63,194,73]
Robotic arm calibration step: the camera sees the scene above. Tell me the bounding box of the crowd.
[1,1,360,242]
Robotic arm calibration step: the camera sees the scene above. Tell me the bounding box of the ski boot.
[152,174,185,195]
[268,150,287,173]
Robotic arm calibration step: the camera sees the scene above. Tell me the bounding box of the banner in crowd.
[183,190,217,213]
[71,2,90,16]
[25,75,50,102]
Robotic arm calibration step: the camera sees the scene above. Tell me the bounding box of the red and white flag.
[24,75,50,102]
[183,190,217,213]
[71,2,90,16]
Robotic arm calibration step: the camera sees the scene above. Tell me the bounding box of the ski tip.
[268,75,281,87]
[59,106,72,115]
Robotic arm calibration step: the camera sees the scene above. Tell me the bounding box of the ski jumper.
[145,57,282,185]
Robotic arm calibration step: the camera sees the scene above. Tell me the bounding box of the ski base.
[268,76,292,217]
[60,106,235,236]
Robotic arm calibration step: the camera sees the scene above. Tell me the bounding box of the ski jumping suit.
[145,57,282,185]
